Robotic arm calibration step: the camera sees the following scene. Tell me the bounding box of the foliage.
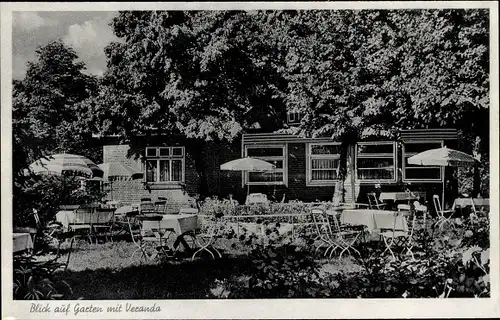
[94,11,286,142]
[331,215,490,298]
[13,254,72,300]
[14,175,106,230]
[208,226,332,298]
[12,40,102,234]
[12,40,100,176]
[199,196,336,216]
[265,9,489,193]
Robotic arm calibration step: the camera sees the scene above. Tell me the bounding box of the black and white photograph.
[1,1,499,319]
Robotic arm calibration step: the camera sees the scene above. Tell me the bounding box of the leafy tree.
[268,9,489,196]
[88,11,287,195]
[13,40,100,227]
[13,40,99,174]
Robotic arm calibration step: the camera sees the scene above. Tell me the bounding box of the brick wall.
[102,142,244,207]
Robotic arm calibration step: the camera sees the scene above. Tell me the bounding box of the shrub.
[208,225,333,298]
[330,215,490,298]
[14,174,106,228]
[13,254,73,300]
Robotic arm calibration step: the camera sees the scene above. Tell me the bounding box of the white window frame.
[287,112,302,124]
[306,142,341,186]
[356,141,397,183]
[244,144,287,186]
[402,140,444,183]
[144,146,185,183]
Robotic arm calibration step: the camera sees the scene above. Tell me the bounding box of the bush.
[199,197,336,217]
[330,216,490,298]
[208,225,333,298]
[13,254,73,300]
[14,174,106,228]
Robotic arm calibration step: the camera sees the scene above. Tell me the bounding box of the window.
[307,143,341,185]
[356,142,396,182]
[403,141,443,182]
[244,145,286,185]
[144,147,185,183]
[287,112,303,124]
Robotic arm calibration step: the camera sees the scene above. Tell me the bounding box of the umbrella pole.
[442,167,445,210]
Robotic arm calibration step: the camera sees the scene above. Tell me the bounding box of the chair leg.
[63,236,76,271]
[382,236,396,261]
[192,237,216,260]
[315,242,326,254]
[338,235,361,260]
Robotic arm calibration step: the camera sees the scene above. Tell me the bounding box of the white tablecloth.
[379,192,425,202]
[453,198,489,209]
[55,210,115,231]
[13,233,34,252]
[340,209,407,233]
[142,214,199,235]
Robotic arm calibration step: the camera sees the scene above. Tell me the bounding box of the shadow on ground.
[55,255,252,299]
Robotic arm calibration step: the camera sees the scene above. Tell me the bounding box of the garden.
[13,187,491,300]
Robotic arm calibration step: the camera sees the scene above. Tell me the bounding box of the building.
[98,125,458,210]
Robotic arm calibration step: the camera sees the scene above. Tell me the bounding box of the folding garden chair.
[328,210,365,260]
[154,201,167,214]
[92,208,115,243]
[311,208,364,260]
[310,208,337,257]
[367,192,386,210]
[413,201,429,229]
[380,211,416,261]
[70,207,95,244]
[432,195,455,230]
[140,201,157,215]
[191,218,223,260]
[469,197,489,220]
[128,214,176,263]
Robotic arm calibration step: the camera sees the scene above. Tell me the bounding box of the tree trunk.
[192,141,210,198]
[473,164,481,197]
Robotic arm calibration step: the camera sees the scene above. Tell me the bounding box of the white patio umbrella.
[98,162,143,200]
[407,146,478,208]
[30,153,103,179]
[220,157,276,195]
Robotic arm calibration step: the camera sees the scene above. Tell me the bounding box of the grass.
[34,234,360,299]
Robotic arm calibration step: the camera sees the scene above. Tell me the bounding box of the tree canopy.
[12,9,490,196]
[265,10,489,145]
[13,40,99,183]
[86,11,287,144]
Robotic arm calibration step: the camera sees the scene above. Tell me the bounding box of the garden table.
[140,214,200,251]
[452,198,489,217]
[13,233,34,253]
[55,210,114,232]
[340,209,408,236]
[379,191,425,202]
[452,198,489,209]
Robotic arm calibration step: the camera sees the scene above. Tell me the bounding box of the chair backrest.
[140,202,156,214]
[310,208,332,239]
[32,209,41,228]
[432,195,442,213]
[367,193,382,209]
[246,193,269,205]
[179,207,199,214]
[154,201,167,213]
[141,197,152,203]
[397,204,412,216]
[73,209,94,224]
